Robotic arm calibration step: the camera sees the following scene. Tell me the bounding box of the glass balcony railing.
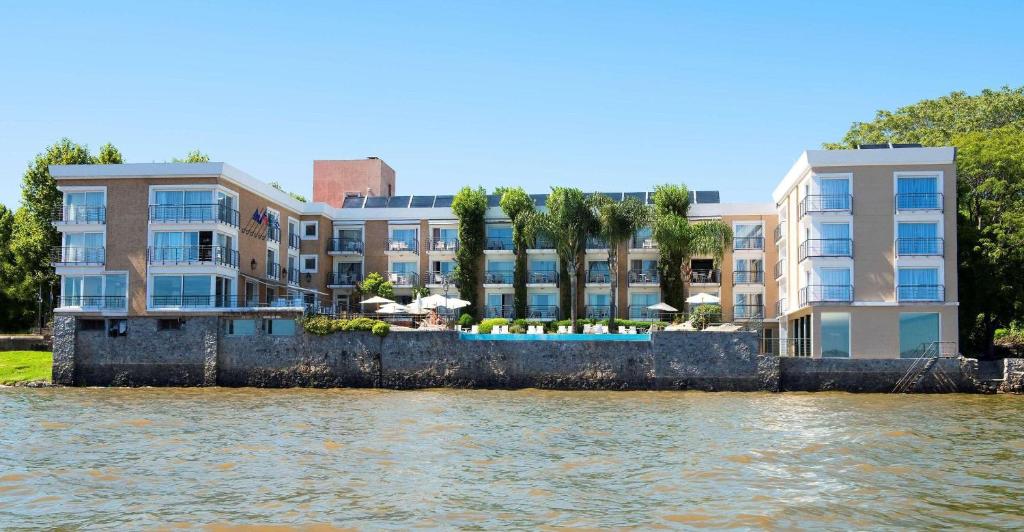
[328,238,364,254]
[895,238,943,257]
[628,270,660,285]
[327,272,362,286]
[59,295,126,310]
[52,246,105,265]
[732,270,764,284]
[799,284,853,305]
[148,204,239,227]
[527,270,558,284]
[147,246,239,268]
[895,193,943,212]
[53,205,106,224]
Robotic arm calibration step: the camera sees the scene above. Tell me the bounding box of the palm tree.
[532,187,596,329]
[590,195,649,331]
[652,184,732,313]
[497,187,535,320]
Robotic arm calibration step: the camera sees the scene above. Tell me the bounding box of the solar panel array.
[338,191,720,208]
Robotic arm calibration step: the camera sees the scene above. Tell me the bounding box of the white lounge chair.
[471,325,479,334]
[583,324,593,334]
[557,325,567,334]
[629,326,638,334]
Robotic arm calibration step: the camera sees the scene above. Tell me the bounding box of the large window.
[818,178,851,210]
[896,176,940,210]
[897,268,941,301]
[151,274,215,307]
[734,223,764,250]
[630,292,660,319]
[820,312,850,358]
[899,312,940,358]
[61,232,105,263]
[897,222,940,256]
[64,191,105,222]
[62,273,126,309]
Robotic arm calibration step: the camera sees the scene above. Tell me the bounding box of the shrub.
[689,304,722,331]
[509,323,526,334]
[458,313,475,327]
[371,321,390,338]
[994,328,1024,357]
[341,317,379,332]
[479,317,509,334]
[302,315,390,335]
[302,315,335,335]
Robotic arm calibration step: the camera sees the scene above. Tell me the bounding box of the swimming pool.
[459,332,652,342]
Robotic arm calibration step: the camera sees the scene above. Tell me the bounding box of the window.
[390,228,417,243]
[818,178,851,210]
[899,312,940,358]
[734,223,763,249]
[898,268,941,301]
[64,191,105,222]
[896,176,940,210]
[300,255,318,273]
[158,319,184,331]
[734,293,764,318]
[245,281,259,307]
[265,318,296,336]
[820,313,850,358]
[79,319,104,331]
[629,292,660,319]
[226,319,257,336]
[107,319,127,337]
[897,223,940,256]
[819,268,852,301]
[301,221,318,239]
[151,274,213,307]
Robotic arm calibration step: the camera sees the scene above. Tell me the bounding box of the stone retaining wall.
[52,316,990,393]
[0,335,49,352]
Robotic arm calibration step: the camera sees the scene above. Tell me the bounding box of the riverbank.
[0,351,52,385]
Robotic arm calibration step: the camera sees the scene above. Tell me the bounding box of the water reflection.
[0,388,1022,528]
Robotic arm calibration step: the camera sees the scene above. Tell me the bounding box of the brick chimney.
[312,157,396,208]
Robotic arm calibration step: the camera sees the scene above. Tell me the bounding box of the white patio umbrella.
[420,293,471,310]
[360,296,395,305]
[405,297,430,315]
[375,303,407,314]
[684,293,720,305]
[647,301,680,312]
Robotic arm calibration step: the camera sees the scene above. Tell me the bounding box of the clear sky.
[1,1,1022,209]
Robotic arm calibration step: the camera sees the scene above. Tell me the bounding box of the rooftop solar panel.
[487,195,500,207]
[410,195,435,208]
[623,192,645,203]
[601,192,622,201]
[387,196,411,208]
[342,196,365,208]
[530,194,547,207]
[695,190,720,204]
[433,195,454,208]
[363,196,388,208]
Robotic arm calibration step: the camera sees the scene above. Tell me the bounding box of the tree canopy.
[451,186,488,319]
[173,149,211,163]
[532,187,597,326]
[498,186,535,319]
[590,194,648,329]
[270,181,308,203]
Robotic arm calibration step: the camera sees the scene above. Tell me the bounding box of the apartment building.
[773,146,958,358]
[49,145,956,358]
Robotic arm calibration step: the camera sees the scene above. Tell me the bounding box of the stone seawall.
[52,316,989,393]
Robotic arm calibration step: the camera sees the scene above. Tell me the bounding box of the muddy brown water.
[1,388,1022,529]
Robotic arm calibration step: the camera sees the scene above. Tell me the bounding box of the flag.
[260,209,269,225]
[251,208,262,223]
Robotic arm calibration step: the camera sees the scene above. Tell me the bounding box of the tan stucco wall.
[810,304,958,359]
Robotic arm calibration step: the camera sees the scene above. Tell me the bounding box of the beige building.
[49,145,957,358]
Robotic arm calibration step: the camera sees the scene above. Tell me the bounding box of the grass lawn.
[0,351,52,384]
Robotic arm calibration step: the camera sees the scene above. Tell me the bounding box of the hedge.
[302,315,390,337]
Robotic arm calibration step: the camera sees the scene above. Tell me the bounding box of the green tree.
[95,143,124,164]
[0,204,27,330]
[533,187,596,328]
[269,181,308,202]
[359,272,395,300]
[651,184,732,312]
[173,149,210,163]
[451,186,487,319]
[590,195,649,330]
[497,186,535,319]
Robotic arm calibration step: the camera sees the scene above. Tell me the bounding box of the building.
[49,145,957,358]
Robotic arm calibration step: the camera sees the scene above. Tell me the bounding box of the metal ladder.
[892,342,959,393]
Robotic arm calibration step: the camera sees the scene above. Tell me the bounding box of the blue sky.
[1,1,1022,209]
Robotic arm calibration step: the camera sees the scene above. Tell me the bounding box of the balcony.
[733,305,765,320]
[425,271,456,286]
[483,271,514,285]
[51,246,105,266]
[733,237,764,251]
[528,236,556,252]
[387,271,418,287]
[527,270,558,286]
[895,238,943,257]
[628,305,663,321]
[895,193,943,212]
[897,284,944,302]
[585,305,611,319]
[775,298,788,318]
[385,239,418,254]
[585,270,612,285]
[266,225,281,243]
[527,305,559,321]
[150,294,248,309]
[733,270,764,285]
[328,238,364,255]
[689,269,721,284]
[485,237,514,252]
[484,305,514,319]
[53,205,105,224]
[327,271,362,287]
[585,237,608,251]
[58,295,126,310]
[426,238,459,253]
[799,284,853,306]
[628,270,660,286]
[773,224,784,243]
[147,246,239,269]
[798,239,852,261]
[266,261,281,281]
[148,204,239,227]
[630,236,657,250]
[288,233,301,250]
[774,259,785,280]
[286,268,300,286]
[799,194,852,217]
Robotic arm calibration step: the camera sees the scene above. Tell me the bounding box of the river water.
[1,388,1022,529]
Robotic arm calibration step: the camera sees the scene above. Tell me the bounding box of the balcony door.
[820,268,851,301]
[65,191,105,222]
[821,223,850,256]
[819,178,849,210]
